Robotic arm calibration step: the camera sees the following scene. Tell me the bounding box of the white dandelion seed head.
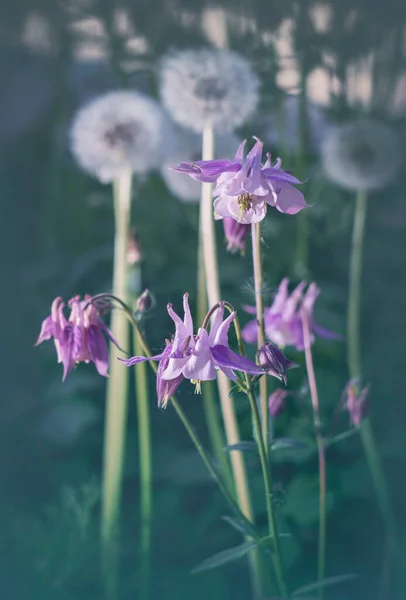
[265,93,332,154]
[161,128,240,202]
[321,119,401,191]
[159,48,260,133]
[70,90,166,183]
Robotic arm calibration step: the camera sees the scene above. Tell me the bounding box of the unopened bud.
[257,343,297,384]
[223,217,250,255]
[136,289,153,314]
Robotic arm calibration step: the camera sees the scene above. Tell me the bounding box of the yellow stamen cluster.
[191,379,202,394]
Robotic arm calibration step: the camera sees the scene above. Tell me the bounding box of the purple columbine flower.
[36,295,118,380]
[343,378,369,426]
[121,293,266,401]
[257,342,297,384]
[242,278,341,351]
[172,137,307,224]
[223,216,250,254]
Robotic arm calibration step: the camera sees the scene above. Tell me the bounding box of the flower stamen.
[191,379,202,394]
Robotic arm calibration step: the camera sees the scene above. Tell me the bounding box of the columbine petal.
[121,350,166,367]
[156,344,183,408]
[208,305,225,345]
[212,311,236,347]
[262,168,302,185]
[88,325,109,376]
[211,344,265,375]
[274,183,308,215]
[35,316,54,345]
[182,330,217,381]
[161,356,191,379]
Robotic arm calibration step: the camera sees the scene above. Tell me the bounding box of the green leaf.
[292,573,359,596]
[191,541,258,574]
[224,441,257,452]
[325,428,359,447]
[270,437,308,451]
[222,516,257,538]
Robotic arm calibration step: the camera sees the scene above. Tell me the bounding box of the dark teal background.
[1,1,406,599]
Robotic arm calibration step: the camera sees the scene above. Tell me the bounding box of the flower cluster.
[242,278,341,351]
[121,294,291,407]
[36,296,117,380]
[173,137,307,224]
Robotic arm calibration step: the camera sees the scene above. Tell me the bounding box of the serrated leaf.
[224,441,257,452]
[325,428,359,447]
[191,541,258,574]
[270,437,308,451]
[292,573,359,596]
[222,515,257,538]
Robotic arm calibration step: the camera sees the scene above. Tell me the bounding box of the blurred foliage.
[1,1,406,599]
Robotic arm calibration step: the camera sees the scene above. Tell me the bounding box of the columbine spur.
[36,295,118,380]
[159,48,259,132]
[70,90,166,183]
[222,217,250,254]
[173,137,307,224]
[121,293,265,406]
[242,278,341,351]
[321,119,401,191]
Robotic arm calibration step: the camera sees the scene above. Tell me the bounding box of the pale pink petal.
[212,311,236,347]
[208,305,225,345]
[182,330,216,381]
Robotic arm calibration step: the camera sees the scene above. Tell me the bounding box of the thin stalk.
[348,190,395,599]
[200,120,254,523]
[228,306,288,598]
[295,65,309,276]
[129,261,152,600]
[101,171,132,598]
[133,331,152,600]
[251,223,269,450]
[200,120,261,598]
[301,308,326,600]
[197,225,233,494]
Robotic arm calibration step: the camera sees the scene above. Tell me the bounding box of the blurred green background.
[1,1,406,599]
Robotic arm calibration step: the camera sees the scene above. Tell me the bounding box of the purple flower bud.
[344,378,369,426]
[257,342,297,384]
[223,217,250,254]
[136,289,153,314]
[269,388,289,418]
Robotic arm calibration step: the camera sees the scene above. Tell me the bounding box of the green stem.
[197,225,233,494]
[251,223,269,451]
[348,190,395,599]
[295,66,309,277]
[200,120,258,565]
[301,308,326,600]
[101,171,132,599]
[134,331,152,600]
[245,382,288,599]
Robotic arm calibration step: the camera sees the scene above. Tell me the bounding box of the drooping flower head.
[321,119,401,191]
[161,129,240,202]
[70,90,166,183]
[173,137,307,224]
[342,377,369,427]
[121,293,268,406]
[222,217,250,254]
[242,278,341,351]
[36,295,118,380]
[159,48,260,133]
